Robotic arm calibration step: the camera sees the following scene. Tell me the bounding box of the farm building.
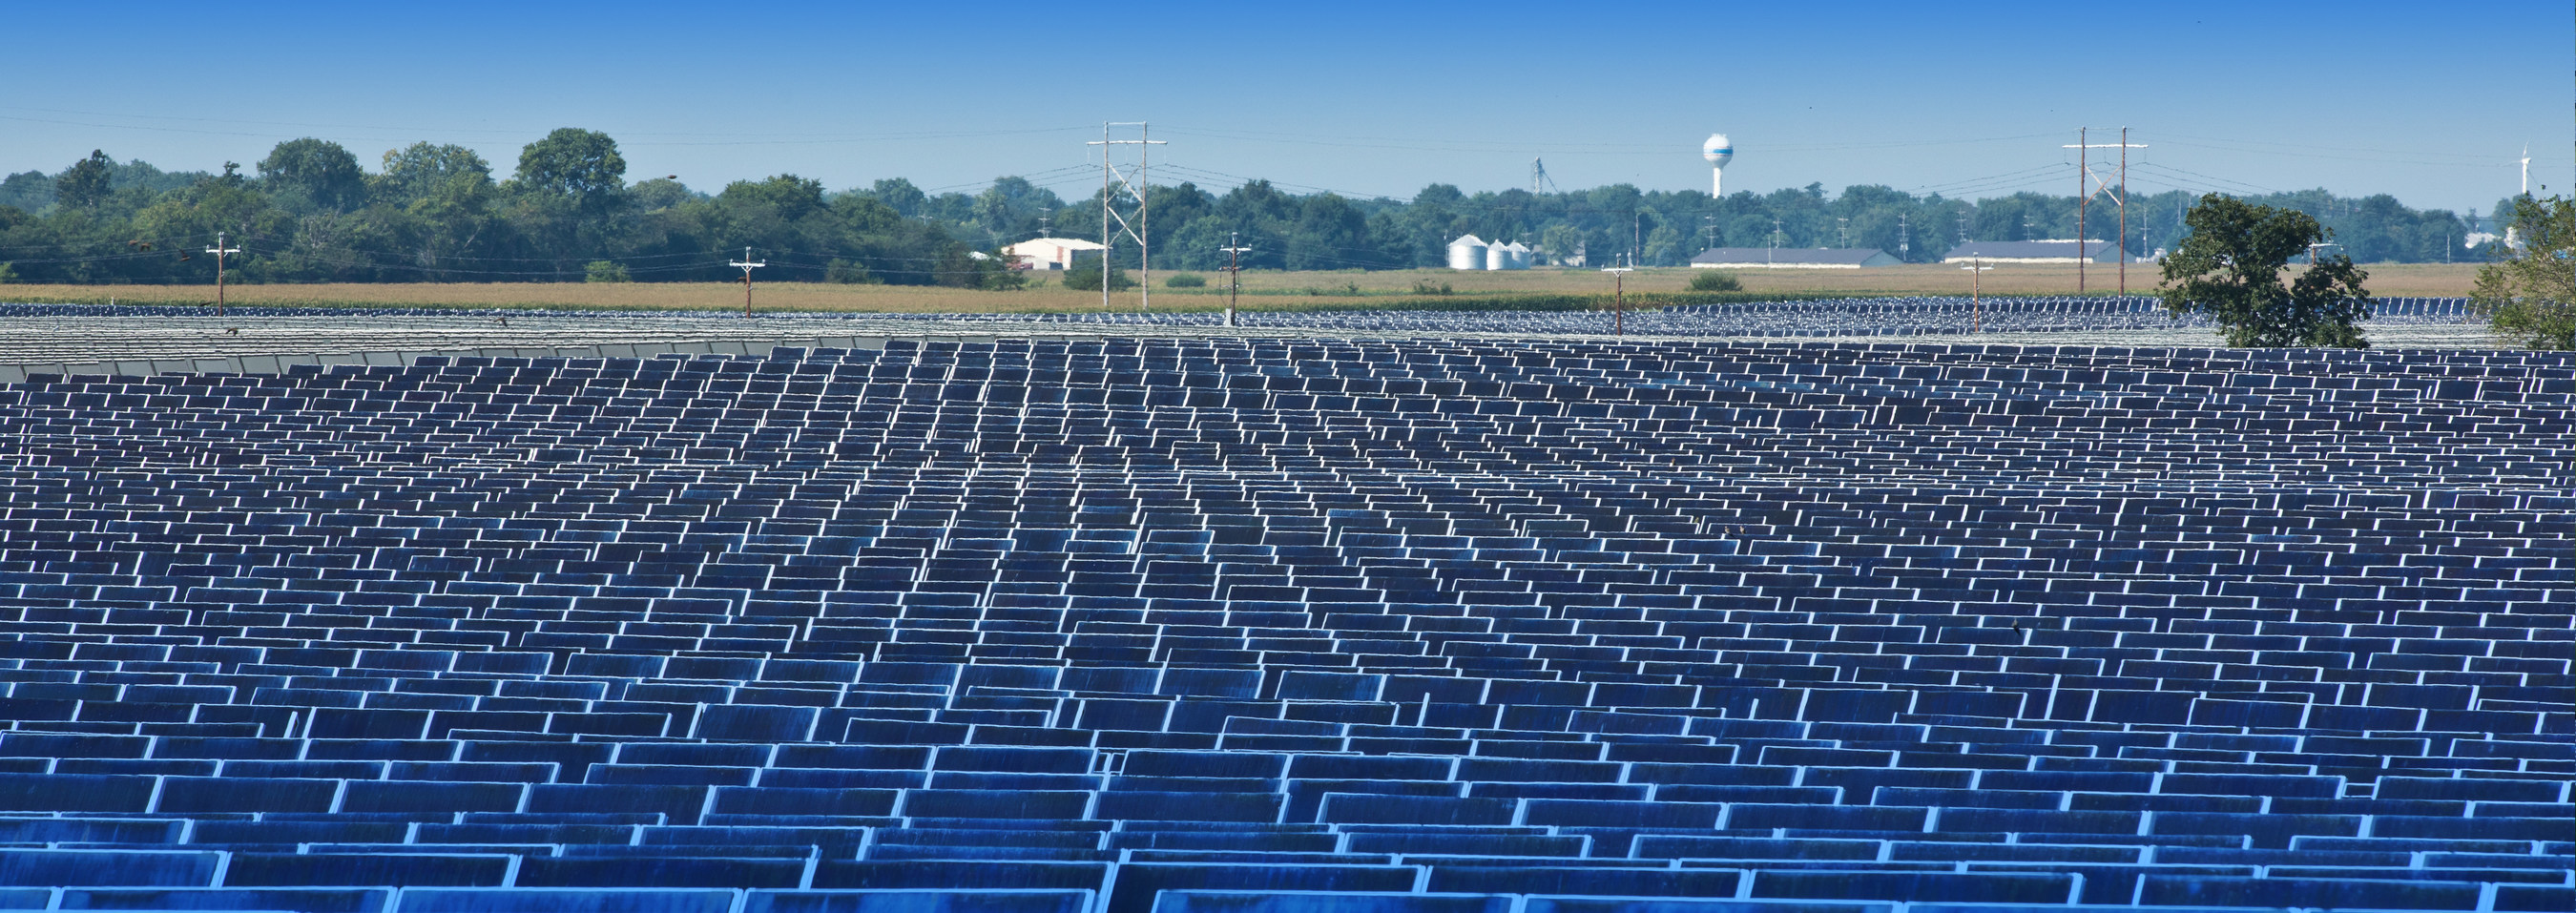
[1942,239,2121,263]
[1001,237,1107,270]
[1691,247,1902,269]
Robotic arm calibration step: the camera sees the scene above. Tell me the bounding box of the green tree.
[374,142,491,208]
[1539,223,1589,266]
[628,177,696,212]
[515,128,627,208]
[866,177,928,218]
[2159,194,2373,347]
[0,171,52,211]
[2471,195,2576,349]
[55,151,113,209]
[259,138,367,212]
[1287,193,1371,270]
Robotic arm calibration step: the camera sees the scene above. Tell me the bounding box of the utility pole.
[730,246,764,317]
[2077,127,2087,295]
[1962,257,1992,332]
[1088,122,1166,311]
[205,231,239,318]
[1898,214,1910,261]
[1220,232,1251,329]
[1702,215,1715,254]
[1837,218,1848,249]
[1602,265,1633,336]
[1957,211,1970,246]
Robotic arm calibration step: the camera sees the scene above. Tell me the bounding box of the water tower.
[1702,133,1733,197]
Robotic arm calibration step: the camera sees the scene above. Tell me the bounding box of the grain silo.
[1446,235,1487,271]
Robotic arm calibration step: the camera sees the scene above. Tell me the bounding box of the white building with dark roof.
[1002,238,1107,271]
[1691,247,1902,269]
[1942,239,2121,264]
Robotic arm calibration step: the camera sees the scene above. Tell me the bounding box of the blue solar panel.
[0,331,2564,913]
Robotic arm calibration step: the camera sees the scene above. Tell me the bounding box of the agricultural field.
[0,263,2481,313]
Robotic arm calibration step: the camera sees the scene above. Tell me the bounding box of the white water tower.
[1703,133,1733,197]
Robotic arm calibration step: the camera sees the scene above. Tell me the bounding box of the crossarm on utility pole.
[1220,233,1251,329]
[728,247,765,318]
[205,232,241,318]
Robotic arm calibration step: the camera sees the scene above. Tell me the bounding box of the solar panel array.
[0,334,2566,913]
[0,296,2482,340]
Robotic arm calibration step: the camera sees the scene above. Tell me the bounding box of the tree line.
[0,129,2517,286]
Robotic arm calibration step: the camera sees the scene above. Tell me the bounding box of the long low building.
[1943,239,2122,263]
[1691,247,1901,269]
[1001,237,1107,270]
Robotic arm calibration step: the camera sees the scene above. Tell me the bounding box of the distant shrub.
[1411,280,1454,295]
[583,260,631,283]
[825,259,876,284]
[1064,259,1133,291]
[1164,273,1207,288]
[1688,270,1742,292]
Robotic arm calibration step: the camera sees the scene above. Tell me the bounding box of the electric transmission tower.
[2065,127,2147,295]
[1089,122,1166,310]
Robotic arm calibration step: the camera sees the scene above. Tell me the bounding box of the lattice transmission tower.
[1089,122,1166,310]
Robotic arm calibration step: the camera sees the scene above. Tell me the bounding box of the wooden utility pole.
[2119,126,2129,297]
[205,232,239,318]
[1602,265,1633,336]
[729,247,764,317]
[1962,257,1992,333]
[1219,232,1250,328]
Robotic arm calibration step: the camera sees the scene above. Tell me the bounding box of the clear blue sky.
[6,1,2566,215]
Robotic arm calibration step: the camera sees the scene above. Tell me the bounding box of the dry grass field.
[1,263,2481,313]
